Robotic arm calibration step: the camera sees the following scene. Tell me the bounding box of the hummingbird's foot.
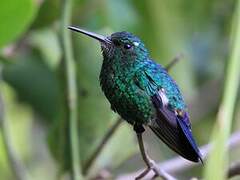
[135,130,177,180]
[134,156,164,180]
[148,158,161,177]
[135,168,151,180]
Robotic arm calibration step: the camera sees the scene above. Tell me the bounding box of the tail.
[150,93,202,163]
[149,112,202,163]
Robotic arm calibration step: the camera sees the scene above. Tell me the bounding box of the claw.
[135,168,151,180]
[135,159,160,180]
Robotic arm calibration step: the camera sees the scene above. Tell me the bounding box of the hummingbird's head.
[68,26,149,62]
[106,31,149,60]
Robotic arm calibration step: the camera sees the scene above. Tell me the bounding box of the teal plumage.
[68,28,202,163]
[100,32,185,124]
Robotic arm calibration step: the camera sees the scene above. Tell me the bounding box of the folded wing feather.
[149,90,202,162]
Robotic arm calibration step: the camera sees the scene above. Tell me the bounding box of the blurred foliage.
[3,54,62,121]
[0,0,239,179]
[204,1,240,179]
[0,0,37,48]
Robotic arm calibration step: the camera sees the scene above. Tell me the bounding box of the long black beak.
[68,26,111,44]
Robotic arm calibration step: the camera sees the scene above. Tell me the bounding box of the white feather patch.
[133,42,139,47]
[159,88,169,106]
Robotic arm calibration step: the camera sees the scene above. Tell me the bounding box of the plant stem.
[0,67,30,180]
[204,1,240,179]
[60,0,83,179]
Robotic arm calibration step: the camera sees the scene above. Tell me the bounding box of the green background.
[0,0,239,179]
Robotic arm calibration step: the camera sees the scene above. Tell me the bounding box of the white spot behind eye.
[133,42,139,47]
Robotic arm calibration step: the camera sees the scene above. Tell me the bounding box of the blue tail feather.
[176,114,203,163]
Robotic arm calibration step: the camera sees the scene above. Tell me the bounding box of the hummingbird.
[68,27,202,167]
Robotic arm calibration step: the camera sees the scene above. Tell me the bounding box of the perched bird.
[68,27,202,169]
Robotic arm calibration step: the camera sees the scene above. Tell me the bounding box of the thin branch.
[60,0,83,179]
[228,161,240,178]
[0,67,31,180]
[83,117,122,175]
[165,53,184,71]
[136,133,176,180]
[117,131,240,180]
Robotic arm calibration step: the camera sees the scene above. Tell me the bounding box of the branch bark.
[165,53,184,71]
[117,131,240,180]
[83,117,122,175]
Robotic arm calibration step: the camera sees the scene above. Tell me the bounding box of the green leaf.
[2,55,62,122]
[0,0,37,48]
[32,0,60,28]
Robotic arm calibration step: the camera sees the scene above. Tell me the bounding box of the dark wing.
[134,61,202,162]
[150,90,202,163]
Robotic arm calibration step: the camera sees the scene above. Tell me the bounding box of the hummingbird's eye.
[113,39,121,46]
[124,44,132,49]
